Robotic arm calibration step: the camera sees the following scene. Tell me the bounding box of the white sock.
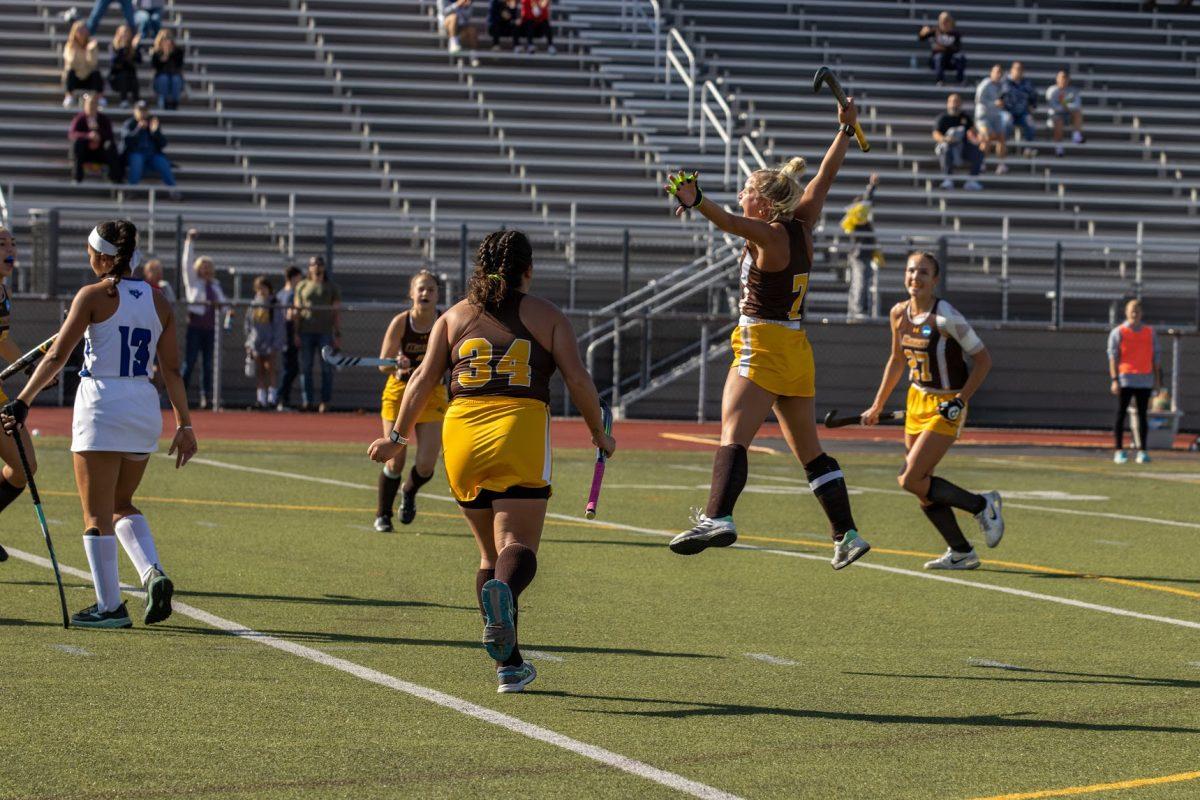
[82,534,122,612]
[256,388,267,405]
[383,465,402,480]
[114,514,161,584]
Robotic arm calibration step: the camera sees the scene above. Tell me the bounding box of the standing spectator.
[974,64,1010,174]
[121,101,177,192]
[918,12,965,86]
[141,257,176,303]
[293,256,341,413]
[839,173,880,318]
[62,21,104,108]
[274,265,303,410]
[68,93,123,184]
[245,276,286,409]
[1045,70,1085,157]
[1001,61,1037,152]
[933,93,984,190]
[85,0,135,36]
[520,0,555,54]
[1108,299,1161,465]
[487,0,522,51]
[180,229,227,409]
[150,30,185,110]
[108,24,141,108]
[443,0,478,54]
[134,0,164,44]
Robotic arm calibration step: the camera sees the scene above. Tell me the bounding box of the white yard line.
[5,546,741,800]
[523,649,566,663]
[50,644,93,656]
[744,653,799,667]
[966,658,1027,671]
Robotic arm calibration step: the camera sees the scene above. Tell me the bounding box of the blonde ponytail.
[749,157,806,221]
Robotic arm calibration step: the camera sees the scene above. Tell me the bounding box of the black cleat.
[71,601,133,629]
[399,490,417,525]
[143,568,174,625]
[373,515,393,533]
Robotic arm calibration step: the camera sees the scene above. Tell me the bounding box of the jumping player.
[664,98,871,570]
[2,220,197,627]
[861,251,1004,568]
[374,269,447,531]
[369,230,615,693]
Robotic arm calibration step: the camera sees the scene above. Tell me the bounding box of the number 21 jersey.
[79,279,163,380]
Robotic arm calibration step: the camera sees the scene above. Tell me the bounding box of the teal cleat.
[480,579,516,663]
[497,662,537,694]
[71,601,133,629]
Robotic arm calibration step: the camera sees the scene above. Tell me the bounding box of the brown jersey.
[738,218,812,323]
[393,311,435,382]
[0,285,10,341]
[448,292,556,404]
[897,298,982,392]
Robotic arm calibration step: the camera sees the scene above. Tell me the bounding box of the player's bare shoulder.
[889,300,908,326]
[518,293,566,338]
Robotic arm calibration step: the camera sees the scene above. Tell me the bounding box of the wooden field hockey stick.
[321,345,399,370]
[11,427,69,628]
[0,334,57,381]
[584,402,614,520]
[823,409,905,429]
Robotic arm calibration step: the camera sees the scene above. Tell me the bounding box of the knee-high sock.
[406,466,433,495]
[0,479,25,516]
[927,476,986,515]
[804,453,857,541]
[377,466,402,517]
[922,503,972,553]
[705,444,747,519]
[114,514,161,584]
[82,532,122,613]
[495,543,538,667]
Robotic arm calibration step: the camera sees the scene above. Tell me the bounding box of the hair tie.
[488,274,502,283]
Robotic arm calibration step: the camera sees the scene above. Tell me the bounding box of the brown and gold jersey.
[448,293,556,404]
[0,285,11,341]
[738,218,812,323]
[392,311,435,382]
[897,298,984,392]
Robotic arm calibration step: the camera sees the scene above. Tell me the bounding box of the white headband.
[88,228,118,256]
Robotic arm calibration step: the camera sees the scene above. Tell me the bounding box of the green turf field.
[2,436,1199,800]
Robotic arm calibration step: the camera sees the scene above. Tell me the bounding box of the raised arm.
[794,99,859,225]
[666,172,787,254]
[181,229,199,295]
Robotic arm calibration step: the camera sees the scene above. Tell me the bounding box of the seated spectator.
[62,21,104,108]
[488,0,522,51]
[1001,61,1037,151]
[150,30,185,110]
[918,12,965,85]
[86,0,135,36]
[974,63,1010,174]
[141,257,176,302]
[1046,70,1085,157]
[933,93,984,191]
[245,275,286,409]
[443,0,478,54]
[69,93,123,184]
[134,0,164,45]
[108,24,141,108]
[521,0,555,54]
[121,101,178,193]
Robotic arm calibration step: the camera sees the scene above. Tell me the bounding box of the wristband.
[839,123,856,138]
[389,429,409,446]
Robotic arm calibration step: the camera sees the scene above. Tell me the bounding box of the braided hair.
[467,230,532,314]
[94,219,138,296]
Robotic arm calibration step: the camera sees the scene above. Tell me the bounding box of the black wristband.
[839,123,856,138]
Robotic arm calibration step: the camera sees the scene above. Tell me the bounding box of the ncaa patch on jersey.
[921,325,932,336]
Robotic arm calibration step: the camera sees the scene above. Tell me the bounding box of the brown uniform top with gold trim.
[392,310,436,382]
[448,292,556,404]
[0,285,12,342]
[897,298,983,393]
[739,218,813,322]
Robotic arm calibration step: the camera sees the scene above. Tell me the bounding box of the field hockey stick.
[321,345,399,370]
[10,426,69,628]
[823,409,905,429]
[813,66,870,153]
[584,402,614,520]
[0,334,57,381]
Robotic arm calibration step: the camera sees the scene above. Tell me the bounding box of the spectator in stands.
[181,229,227,409]
[134,0,164,45]
[1046,70,1085,157]
[933,93,984,191]
[69,93,123,184]
[62,21,104,108]
[488,0,522,51]
[108,24,141,108]
[444,0,478,55]
[275,265,303,410]
[918,12,965,85]
[1108,299,1161,464]
[141,257,176,302]
[245,275,286,409]
[293,256,342,413]
[1001,61,1037,152]
[150,30,185,110]
[85,0,135,36]
[521,0,555,54]
[974,63,1010,174]
[121,101,178,193]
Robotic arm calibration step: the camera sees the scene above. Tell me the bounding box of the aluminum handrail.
[699,81,734,189]
[737,135,768,181]
[622,0,662,73]
[665,28,697,132]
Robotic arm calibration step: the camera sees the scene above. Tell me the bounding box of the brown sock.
[406,466,434,495]
[928,476,986,515]
[494,544,537,668]
[377,470,402,517]
[705,444,747,519]
[804,453,857,541]
[922,503,972,553]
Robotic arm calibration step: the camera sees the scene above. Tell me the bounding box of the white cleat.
[925,548,980,570]
[831,530,871,570]
[669,510,737,555]
[1113,450,1128,464]
[975,491,1004,548]
[1135,450,1151,464]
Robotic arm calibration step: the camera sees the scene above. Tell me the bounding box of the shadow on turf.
[536,691,1200,733]
[999,571,1200,586]
[845,667,1200,689]
[175,589,476,611]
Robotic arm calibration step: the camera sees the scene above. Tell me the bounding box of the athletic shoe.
[71,601,133,629]
[1113,449,1128,464]
[964,179,984,191]
[1071,130,1085,144]
[497,661,537,694]
[0,542,7,562]
[1136,450,1151,464]
[975,491,1004,548]
[142,568,174,625]
[374,515,393,533]
[994,163,1008,175]
[447,36,462,53]
[399,490,417,525]
[668,510,737,555]
[480,579,516,663]
[1054,145,1065,157]
[939,178,954,190]
[831,530,871,570]
[924,548,980,570]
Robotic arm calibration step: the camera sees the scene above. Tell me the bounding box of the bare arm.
[0,335,22,365]
[153,293,197,467]
[550,309,614,454]
[181,231,198,296]
[378,313,406,376]
[15,289,97,404]
[794,99,859,225]
[863,308,907,424]
[668,174,787,255]
[368,315,451,463]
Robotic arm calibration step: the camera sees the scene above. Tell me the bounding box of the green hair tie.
[488,274,502,283]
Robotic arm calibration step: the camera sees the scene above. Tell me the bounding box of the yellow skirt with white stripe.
[380,377,448,425]
[729,323,815,398]
[441,396,552,504]
[904,384,968,439]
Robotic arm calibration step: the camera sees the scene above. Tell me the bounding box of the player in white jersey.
[2,220,197,629]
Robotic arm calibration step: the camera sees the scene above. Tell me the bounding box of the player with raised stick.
[860,250,1004,569]
[2,219,198,627]
[369,230,615,693]
[664,96,872,570]
[373,269,447,532]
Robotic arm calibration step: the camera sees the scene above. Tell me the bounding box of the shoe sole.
[983,494,1005,548]
[71,615,133,629]
[399,493,416,525]
[497,663,537,694]
[925,560,980,570]
[144,575,174,625]
[480,579,516,663]
[831,541,870,570]
[668,529,737,555]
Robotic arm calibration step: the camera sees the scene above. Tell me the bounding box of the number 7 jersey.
[449,292,556,404]
[79,279,163,380]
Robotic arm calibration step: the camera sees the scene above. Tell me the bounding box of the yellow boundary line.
[968,769,1200,799]
[658,432,780,455]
